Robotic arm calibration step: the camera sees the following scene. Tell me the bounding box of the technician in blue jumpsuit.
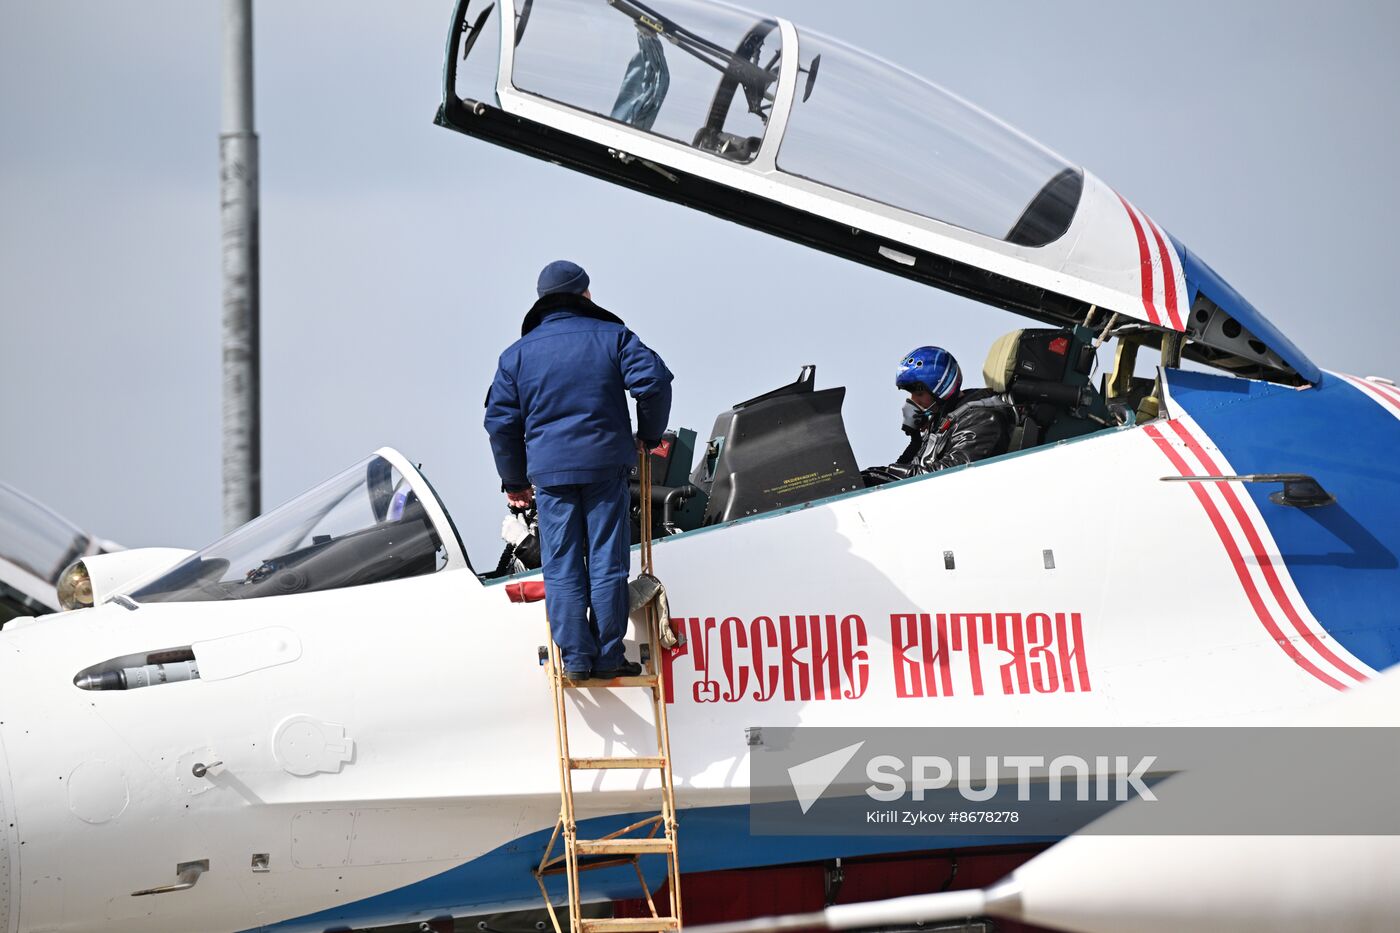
[485,260,673,680]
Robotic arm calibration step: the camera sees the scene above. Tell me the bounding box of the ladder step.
[575,838,674,856]
[564,674,659,688]
[581,919,680,933]
[570,756,666,770]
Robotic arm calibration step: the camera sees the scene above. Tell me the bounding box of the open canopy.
[437,0,1318,385]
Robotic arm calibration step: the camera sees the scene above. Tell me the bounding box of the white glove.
[500,513,531,547]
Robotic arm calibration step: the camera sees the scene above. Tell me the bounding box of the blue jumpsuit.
[484,297,672,673]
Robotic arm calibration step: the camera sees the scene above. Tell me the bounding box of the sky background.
[2,0,1398,566]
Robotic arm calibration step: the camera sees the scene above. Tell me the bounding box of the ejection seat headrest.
[983,330,1024,394]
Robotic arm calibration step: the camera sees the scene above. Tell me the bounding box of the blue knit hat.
[536,260,591,297]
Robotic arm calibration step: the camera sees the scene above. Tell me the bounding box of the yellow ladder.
[535,452,682,933]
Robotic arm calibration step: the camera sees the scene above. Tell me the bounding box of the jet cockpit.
[91,0,1359,593]
[122,451,468,606]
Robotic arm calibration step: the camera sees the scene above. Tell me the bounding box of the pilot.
[484,260,673,681]
[869,346,1012,483]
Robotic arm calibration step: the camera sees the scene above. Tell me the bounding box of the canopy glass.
[513,0,781,162]
[0,482,89,585]
[780,29,1080,244]
[507,1,1078,239]
[129,455,447,604]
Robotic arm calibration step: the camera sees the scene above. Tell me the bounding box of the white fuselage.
[0,414,1368,933]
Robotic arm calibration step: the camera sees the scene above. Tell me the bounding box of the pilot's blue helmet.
[896,346,961,401]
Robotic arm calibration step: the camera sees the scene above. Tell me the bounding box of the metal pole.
[221,0,260,531]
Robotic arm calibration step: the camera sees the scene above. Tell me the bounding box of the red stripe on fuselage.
[1115,194,1162,327]
[1342,373,1400,415]
[1166,420,1367,684]
[1145,217,1186,332]
[1142,423,1346,691]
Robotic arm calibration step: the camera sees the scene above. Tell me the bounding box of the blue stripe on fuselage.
[1166,369,1400,671]
[249,804,1051,933]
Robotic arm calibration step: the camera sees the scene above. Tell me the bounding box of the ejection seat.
[982,326,1115,451]
[690,365,863,525]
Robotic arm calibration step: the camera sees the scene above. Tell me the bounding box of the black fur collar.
[520,293,625,336]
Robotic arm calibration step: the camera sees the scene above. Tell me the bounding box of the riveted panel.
[291,809,355,869]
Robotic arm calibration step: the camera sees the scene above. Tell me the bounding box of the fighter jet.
[0,1,1395,932]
